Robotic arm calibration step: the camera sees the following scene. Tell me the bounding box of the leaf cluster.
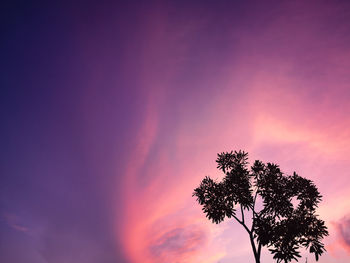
[193,151,329,262]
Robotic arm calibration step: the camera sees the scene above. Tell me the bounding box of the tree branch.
[235,204,259,261]
[233,215,251,235]
[251,188,259,232]
[253,190,258,212]
[240,204,245,224]
[258,241,262,258]
[249,232,259,263]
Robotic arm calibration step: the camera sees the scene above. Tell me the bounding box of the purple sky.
[1,1,350,262]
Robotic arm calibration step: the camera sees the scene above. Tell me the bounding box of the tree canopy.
[193,150,328,263]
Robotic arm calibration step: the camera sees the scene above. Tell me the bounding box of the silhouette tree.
[193,150,328,263]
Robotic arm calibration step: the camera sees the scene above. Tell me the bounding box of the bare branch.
[233,215,251,235]
[240,204,245,224]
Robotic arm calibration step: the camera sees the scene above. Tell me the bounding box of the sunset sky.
[1,1,350,262]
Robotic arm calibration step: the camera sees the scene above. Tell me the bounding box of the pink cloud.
[333,216,350,254]
[149,225,207,263]
[3,213,29,233]
[115,1,350,262]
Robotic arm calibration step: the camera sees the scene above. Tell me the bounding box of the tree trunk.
[249,233,260,263]
[254,253,260,263]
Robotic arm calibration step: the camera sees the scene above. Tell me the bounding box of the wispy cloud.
[150,225,207,262]
[333,216,350,254]
[3,212,29,233]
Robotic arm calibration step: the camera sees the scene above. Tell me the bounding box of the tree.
[193,150,328,263]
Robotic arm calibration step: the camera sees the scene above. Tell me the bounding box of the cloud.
[150,225,207,262]
[117,1,350,263]
[334,216,350,254]
[3,212,29,233]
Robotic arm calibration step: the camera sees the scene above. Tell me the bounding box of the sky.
[1,0,350,262]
